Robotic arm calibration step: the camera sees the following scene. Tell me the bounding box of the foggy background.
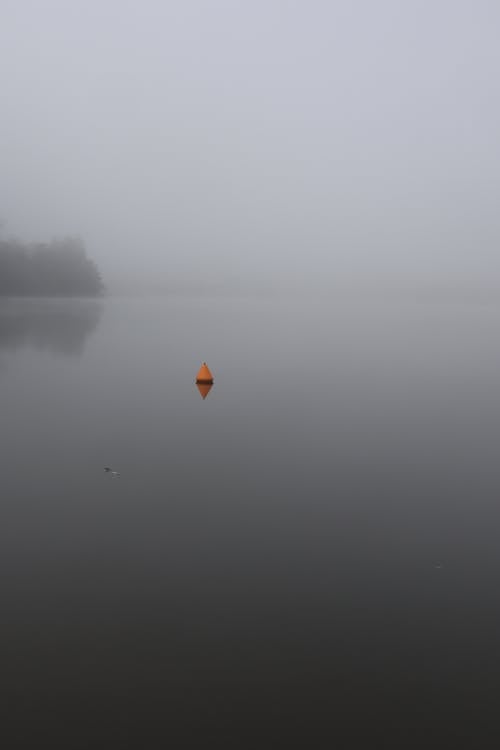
[3,5,500,745]
[1,0,499,294]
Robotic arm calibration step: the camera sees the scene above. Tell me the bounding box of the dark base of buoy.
[196,379,214,385]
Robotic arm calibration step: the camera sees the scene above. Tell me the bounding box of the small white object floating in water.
[104,467,120,478]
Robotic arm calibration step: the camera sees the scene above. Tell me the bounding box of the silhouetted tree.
[0,236,104,296]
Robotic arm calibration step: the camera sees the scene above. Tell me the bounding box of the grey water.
[1,294,500,748]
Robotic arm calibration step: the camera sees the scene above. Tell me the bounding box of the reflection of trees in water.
[0,299,102,356]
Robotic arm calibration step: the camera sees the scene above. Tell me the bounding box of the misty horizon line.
[2,225,499,303]
[105,275,500,303]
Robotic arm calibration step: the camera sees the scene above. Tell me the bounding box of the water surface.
[2,294,500,748]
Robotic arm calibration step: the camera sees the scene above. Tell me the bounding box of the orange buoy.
[196,382,213,400]
[195,362,214,384]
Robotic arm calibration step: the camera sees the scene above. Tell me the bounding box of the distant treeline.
[0,236,104,297]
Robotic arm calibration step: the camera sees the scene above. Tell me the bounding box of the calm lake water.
[1,294,500,748]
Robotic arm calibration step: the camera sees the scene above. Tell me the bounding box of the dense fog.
[1,1,499,294]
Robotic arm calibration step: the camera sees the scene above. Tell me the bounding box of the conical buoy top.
[195,362,214,384]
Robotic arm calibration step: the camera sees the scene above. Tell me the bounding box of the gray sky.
[1,0,499,290]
